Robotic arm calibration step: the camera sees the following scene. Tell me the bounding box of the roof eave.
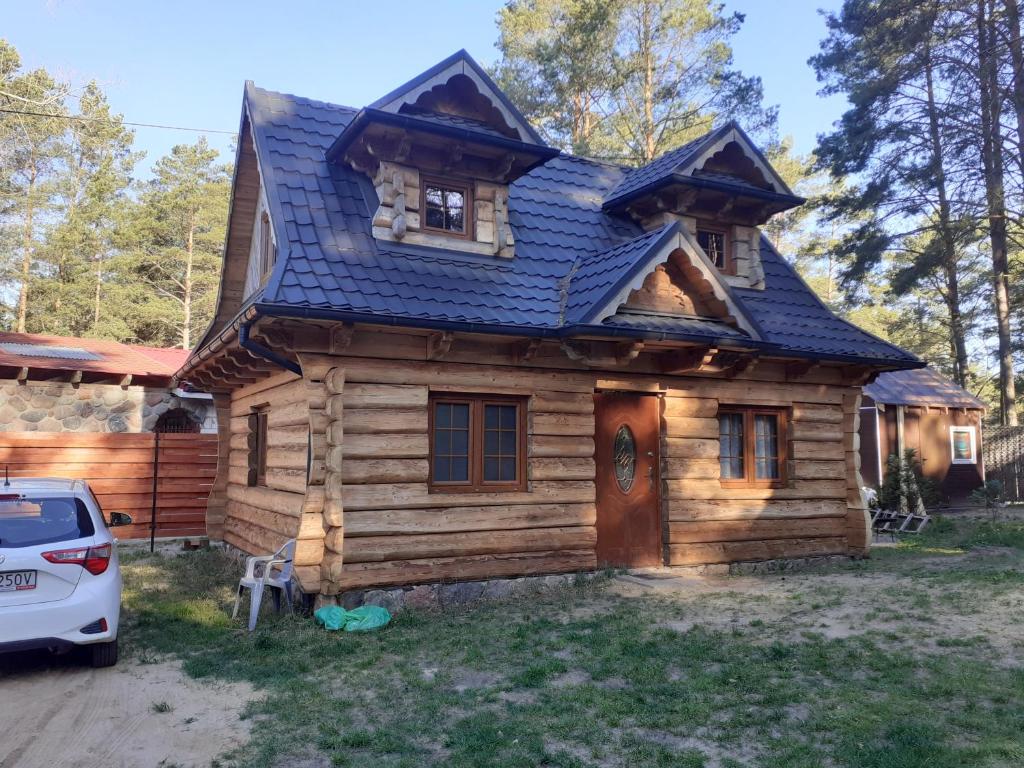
[248,302,924,370]
[325,108,560,166]
[602,172,805,213]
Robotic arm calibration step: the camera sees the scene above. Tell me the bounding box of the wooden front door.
[594,392,662,567]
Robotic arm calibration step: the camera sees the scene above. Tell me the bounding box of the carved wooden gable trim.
[624,261,713,317]
[595,228,761,339]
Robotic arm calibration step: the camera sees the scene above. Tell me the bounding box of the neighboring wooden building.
[178,51,922,597]
[860,367,986,503]
[0,331,218,538]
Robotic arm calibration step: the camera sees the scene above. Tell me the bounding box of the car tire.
[90,639,118,668]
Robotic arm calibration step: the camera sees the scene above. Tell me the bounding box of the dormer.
[326,50,558,258]
[603,123,804,289]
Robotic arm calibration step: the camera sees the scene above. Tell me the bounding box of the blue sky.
[5,0,845,175]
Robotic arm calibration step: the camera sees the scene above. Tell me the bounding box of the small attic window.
[697,225,733,275]
[259,212,275,279]
[422,177,471,238]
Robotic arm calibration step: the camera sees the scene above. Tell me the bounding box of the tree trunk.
[1002,0,1024,177]
[641,0,656,163]
[183,215,194,350]
[977,0,1018,424]
[924,32,970,387]
[17,165,37,334]
[93,255,102,329]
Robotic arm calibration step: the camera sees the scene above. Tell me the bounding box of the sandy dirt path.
[0,651,257,768]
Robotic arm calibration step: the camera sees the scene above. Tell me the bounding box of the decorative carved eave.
[514,337,543,363]
[622,179,802,227]
[658,346,718,374]
[427,331,455,361]
[585,226,761,340]
[785,359,821,380]
[657,346,757,378]
[328,109,557,184]
[561,340,645,368]
[369,49,549,147]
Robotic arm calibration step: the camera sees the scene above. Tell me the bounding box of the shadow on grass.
[119,531,1024,768]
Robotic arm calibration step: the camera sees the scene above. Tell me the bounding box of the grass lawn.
[121,516,1024,768]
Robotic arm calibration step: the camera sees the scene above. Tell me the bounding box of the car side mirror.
[109,512,133,527]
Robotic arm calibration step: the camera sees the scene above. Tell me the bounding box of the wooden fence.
[0,431,217,540]
[983,426,1024,502]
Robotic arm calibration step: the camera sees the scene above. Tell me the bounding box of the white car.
[0,478,132,667]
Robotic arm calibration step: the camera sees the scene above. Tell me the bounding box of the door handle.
[647,465,655,490]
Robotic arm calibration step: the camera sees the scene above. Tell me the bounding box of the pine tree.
[115,139,230,349]
[493,0,777,164]
[0,39,70,332]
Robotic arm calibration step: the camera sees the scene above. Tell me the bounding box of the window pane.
[754,414,780,480]
[952,430,973,461]
[433,401,470,483]
[719,413,744,479]
[698,229,726,269]
[451,428,469,455]
[424,184,466,233]
[500,430,516,454]
[451,403,469,428]
[433,457,451,483]
[500,457,516,481]
[484,429,499,455]
[435,403,450,429]
[482,404,518,484]
[484,406,499,429]
[484,457,499,482]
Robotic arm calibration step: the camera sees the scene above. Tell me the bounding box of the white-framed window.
[950,425,977,465]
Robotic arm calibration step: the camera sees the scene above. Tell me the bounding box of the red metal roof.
[0,332,188,381]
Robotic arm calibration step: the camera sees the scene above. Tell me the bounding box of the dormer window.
[697,225,732,274]
[423,177,471,237]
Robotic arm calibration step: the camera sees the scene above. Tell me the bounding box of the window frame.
[248,406,269,487]
[428,393,527,493]
[259,211,275,280]
[696,223,734,275]
[718,406,788,488]
[420,175,474,240]
[949,424,977,465]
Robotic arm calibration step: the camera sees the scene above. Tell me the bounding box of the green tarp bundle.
[314,604,391,632]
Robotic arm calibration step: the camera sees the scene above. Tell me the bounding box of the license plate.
[0,570,37,592]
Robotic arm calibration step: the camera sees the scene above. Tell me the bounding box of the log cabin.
[176,50,923,598]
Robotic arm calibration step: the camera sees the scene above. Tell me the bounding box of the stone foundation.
[316,571,605,613]
[0,380,213,433]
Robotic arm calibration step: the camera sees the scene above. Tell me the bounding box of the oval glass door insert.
[613,424,637,492]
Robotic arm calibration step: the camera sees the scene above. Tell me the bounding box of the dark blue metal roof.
[602,131,720,210]
[244,84,919,367]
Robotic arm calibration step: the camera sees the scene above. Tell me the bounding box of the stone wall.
[0,381,215,433]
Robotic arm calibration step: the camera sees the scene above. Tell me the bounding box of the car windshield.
[0,496,95,548]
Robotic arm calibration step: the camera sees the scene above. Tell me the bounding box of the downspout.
[239,320,301,376]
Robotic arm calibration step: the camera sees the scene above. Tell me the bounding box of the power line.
[0,106,237,136]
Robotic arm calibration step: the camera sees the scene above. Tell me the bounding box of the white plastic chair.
[232,539,296,631]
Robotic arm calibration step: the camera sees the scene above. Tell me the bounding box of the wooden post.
[149,431,160,553]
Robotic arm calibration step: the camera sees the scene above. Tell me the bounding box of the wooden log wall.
[0,431,215,539]
[662,381,855,565]
[224,370,326,591]
[299,354,598,594]
[289,348,867,594]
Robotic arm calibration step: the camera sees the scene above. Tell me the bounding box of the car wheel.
[90,639,118,668]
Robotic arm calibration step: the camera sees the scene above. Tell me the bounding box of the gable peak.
[369,50,546,147]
